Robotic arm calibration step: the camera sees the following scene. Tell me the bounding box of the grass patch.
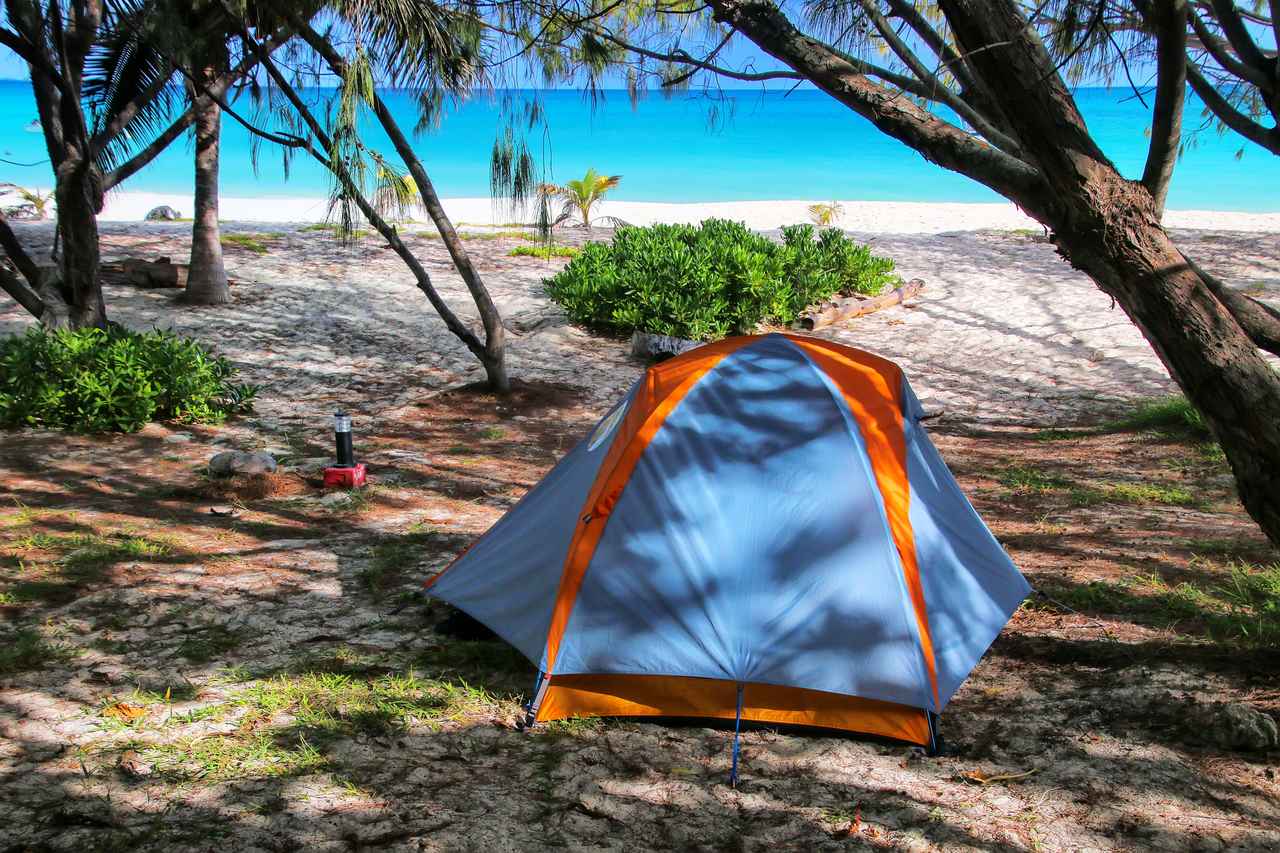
[137,728,328,784]
[220,234,277,255]
[1102,396,1210,441]
[999,465,1072,493]
[16,531,174,580]
[478,426,506,441]
[1066,481,1199,508]
[998,466,1199,507]
[1036,560,1280,647]
[319,488,374,515]
[1033,397,1221,464]
[508,245,578,259]
[0,627,74,674]
[541,716,603,738]
[1032,428,1086,442]
[297,223,369,239]
[459,230,535,241]
[1100,482,1197,506]
[134,668,505,783]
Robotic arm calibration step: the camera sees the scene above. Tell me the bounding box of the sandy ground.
[93,190,1280,233]
[1,219,1279,851]
[6,218,1276,428]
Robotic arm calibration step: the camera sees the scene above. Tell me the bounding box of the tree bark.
[52,153,107,328]
[1141,0,1187,216]
[184,67,230,305]
[1046,181,1280,544]
[938,0,1280,544]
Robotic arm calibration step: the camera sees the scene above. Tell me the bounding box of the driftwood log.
[115,257,189,289]
[795,278,924,331]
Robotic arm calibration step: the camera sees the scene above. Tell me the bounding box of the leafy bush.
[0,327,258,433]
[545,219,898,340]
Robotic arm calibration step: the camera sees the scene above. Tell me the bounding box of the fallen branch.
[795,278,925,331]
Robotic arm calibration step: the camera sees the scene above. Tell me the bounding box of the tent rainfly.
[425,333,1029,779]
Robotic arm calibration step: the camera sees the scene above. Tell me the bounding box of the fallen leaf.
[102,702,147,722]
[961,768,1038,785]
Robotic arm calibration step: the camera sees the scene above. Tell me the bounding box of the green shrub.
[544,219,898,340]
[0,327,258,433]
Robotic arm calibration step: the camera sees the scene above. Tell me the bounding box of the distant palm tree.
[539,168,623,228]
[1,184,53,220]
[808,201,845,226]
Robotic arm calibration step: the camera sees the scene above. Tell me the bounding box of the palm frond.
[83,0,181,173]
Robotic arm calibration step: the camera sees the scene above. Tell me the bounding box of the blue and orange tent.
[425,333,1028,756]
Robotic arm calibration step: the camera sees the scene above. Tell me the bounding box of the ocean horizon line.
[3,82,1278,213]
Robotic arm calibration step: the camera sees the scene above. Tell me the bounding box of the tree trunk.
[704,0,1280,544]
[184,69,230,305]
[1044,183,1280,543]
[52,155,107,329]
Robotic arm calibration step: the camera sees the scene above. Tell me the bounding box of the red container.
[323,463,367,489]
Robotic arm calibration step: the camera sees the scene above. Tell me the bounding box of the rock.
[144,205,181,221]
[630,330,701,362]
[163,432,193,443]
[1187,701,1279,751]
[208,450,277,477]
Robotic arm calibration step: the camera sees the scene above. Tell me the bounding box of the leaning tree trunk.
[50,154,107,329]
[1046,184,1280,543]
[936,0,1280,544]
[184,67,230,305]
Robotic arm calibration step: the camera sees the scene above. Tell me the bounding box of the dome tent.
[425,333,1028,762]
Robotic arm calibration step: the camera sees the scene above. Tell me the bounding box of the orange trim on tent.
[541,336,765,675]
[783,334,940,710]
[536,673,931,745]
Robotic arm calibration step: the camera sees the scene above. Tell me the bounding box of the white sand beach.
[99,189,1280,233]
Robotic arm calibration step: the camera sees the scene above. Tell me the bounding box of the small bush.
[0,327,258,433]
[545,219,898,340]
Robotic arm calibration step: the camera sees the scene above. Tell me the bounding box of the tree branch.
[1186,62,1280,154]
[283,14,505,363]
[1208,0,1270,73]
[854,0,1026,158]
[1185,254,1280,357]
[0,214,46,318]
[0,25,70,90]
[1142,0,1187,215]
[88,63,177,154]
[226,13,491,362]
[1188,6,1270,89]
[703,0,1047,216]
[102,108,195,190]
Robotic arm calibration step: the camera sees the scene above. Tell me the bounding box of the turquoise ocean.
[0,81,1276,211]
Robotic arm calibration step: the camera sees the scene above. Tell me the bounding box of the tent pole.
[729,683,745,787]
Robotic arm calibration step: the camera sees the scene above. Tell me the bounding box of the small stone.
[163,432,194,443]
[144,205,181,221]
[208,450,277,477]
[1187,701,1279,751]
